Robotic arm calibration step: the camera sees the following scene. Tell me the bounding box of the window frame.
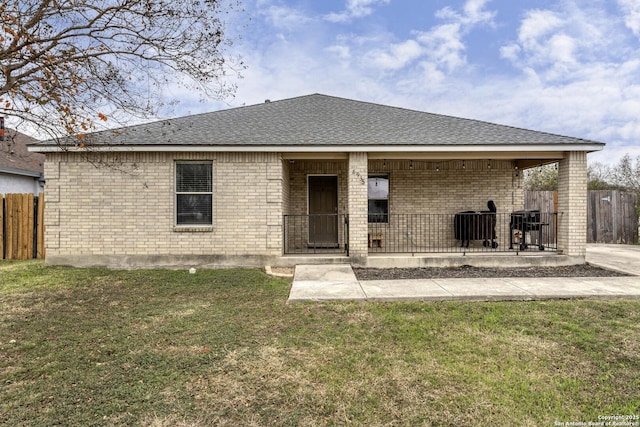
[368,173,389,224]
[175,161,213,227]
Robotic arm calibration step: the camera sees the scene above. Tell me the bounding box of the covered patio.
[280,148,587,267]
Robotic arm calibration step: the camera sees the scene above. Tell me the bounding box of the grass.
[1,260,639,426]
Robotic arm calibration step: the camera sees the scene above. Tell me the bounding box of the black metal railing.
[367,212,558,254]
[283,214,349,255]
[283,212,558,255]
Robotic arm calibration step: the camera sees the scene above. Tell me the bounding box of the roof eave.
[29,143,605,154]
[0,166,43,178]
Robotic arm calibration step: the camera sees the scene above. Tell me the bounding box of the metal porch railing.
[283,214,349,255]
[367,212,558,254]
[283,212,558,255]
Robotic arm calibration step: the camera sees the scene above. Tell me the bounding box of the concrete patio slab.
[287,264,366,302]
[501,277,635,299]
[359,279,453,301]
[431,278,535,301]
[292,264,358,282]
[587,244,640,275]
[288,246,640,303]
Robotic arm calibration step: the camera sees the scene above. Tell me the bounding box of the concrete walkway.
[288,245,640,303]
[586,244,640,275]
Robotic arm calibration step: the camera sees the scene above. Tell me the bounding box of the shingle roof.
[1,130,45,175]
[33,93,604,148]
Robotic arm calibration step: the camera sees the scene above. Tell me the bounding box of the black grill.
[454,201,498,248]
[510,209,546,250]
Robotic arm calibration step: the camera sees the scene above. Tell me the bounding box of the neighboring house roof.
[29,94,605,152]
[1,129,45,178]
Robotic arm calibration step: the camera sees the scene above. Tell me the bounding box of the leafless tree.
[611,154,640,194]
[1,0,243,143]
[523,163,558,191]
[587,161,614,190]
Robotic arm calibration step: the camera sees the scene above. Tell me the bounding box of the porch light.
[487,160,491,169]
[462,160,466,169]
[409,160,413,169]
[436,163,440,172]
[383,159,386,168]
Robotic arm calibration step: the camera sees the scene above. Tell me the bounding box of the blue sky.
[170,0,640,165]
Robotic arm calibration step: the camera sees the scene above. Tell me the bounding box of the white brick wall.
[557,151,587,257]
[368,159,521,214]
[348,153,371,261]
[44,152,284,265]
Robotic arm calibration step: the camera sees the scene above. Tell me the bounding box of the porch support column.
[557,151,587,259]
[266,153,283,256]
[348,152,368,265]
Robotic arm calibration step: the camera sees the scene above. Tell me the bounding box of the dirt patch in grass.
[354,264,631,280]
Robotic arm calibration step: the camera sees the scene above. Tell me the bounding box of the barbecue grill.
[454,201,498,248]
[509,209,546,250]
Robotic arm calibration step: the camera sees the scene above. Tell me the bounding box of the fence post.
[0,194,4,259]
[37,193,45,259]
[26,193,34,259]
[6,194,13,259]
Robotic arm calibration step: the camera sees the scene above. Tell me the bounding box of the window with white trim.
[175,161,212,225]
[368,174,389,223]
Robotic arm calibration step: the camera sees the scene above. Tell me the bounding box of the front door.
[308,175,339,247]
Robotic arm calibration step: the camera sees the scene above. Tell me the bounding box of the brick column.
[348,152,368,264]
[266,153,283,255]
[557,151,587,258]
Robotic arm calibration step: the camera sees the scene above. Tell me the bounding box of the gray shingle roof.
[34,93,604,148]
[1,130,45,174]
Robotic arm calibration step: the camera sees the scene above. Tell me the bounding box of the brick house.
[30,94,604,269]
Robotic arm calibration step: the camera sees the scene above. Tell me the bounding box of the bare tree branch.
[1,0,244,143]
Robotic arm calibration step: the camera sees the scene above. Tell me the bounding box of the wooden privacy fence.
[587,190,638,244]
[525,190,639,244]
[525,191,558,214]
[1,193,45,260]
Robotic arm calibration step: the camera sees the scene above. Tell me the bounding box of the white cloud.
[324,12,349,23]
[346,0,390,18]
[618,0,640,36]
[357,0,496,75]
[463,0,497,24]
[416,23,466,72]
[324,0,390,23]
[501,9,572,73]
[548,33,577,64]
[436,0,496,26]
[499,4,623,82]
[259,4,312,31]
[325,45,351,60]
[517,10,563,47]
[419,0,495,72]
[499,43,520,62]
[367,39,423,71]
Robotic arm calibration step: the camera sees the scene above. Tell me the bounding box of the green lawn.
[1,260,639,426]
